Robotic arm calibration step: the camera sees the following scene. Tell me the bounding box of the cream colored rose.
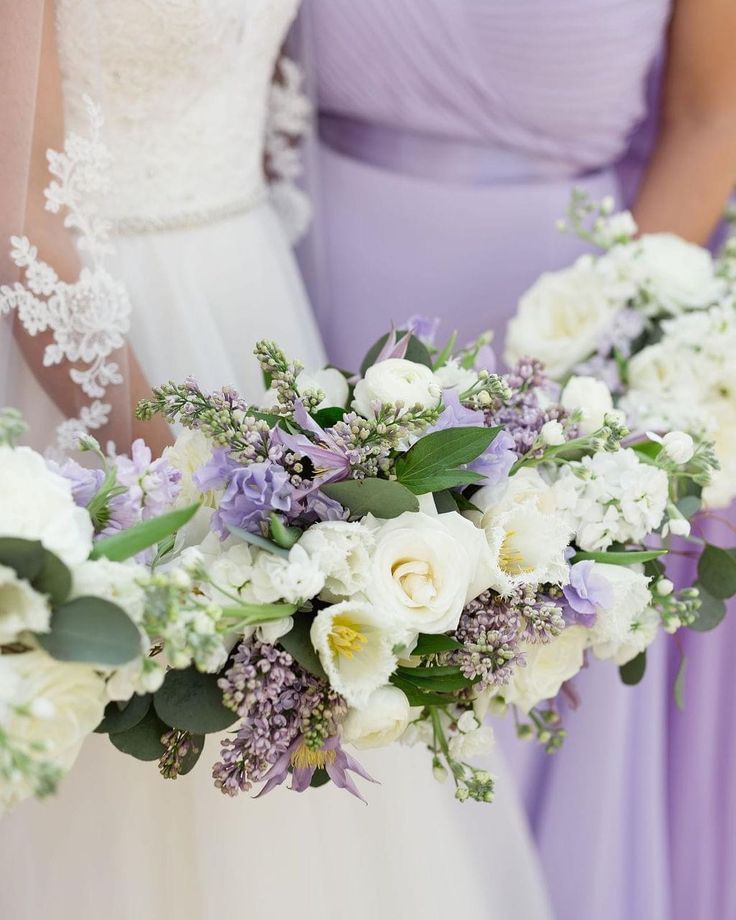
[505,258,619,378]
[352,358,441,418]
[561,376,614,435]
[342,685,411,749]
[503,626,589,713]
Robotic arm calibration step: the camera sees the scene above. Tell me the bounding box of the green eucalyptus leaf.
[697,544,736,600]
[360,331,433,377]
[674,654,687,711]
[676,495,702,519]
[90,503,200,562]
[37,596,141,666]
[225,523,290,558]
[619,650,647,686]
[411,634,464,656]
[572,549,667,566]
[109,707,170,761]
[95,693,152,735]
[0,537,44,582]
[178,734,206,776]
[321,478,419,520]
[153,667,238,735]
[269,513,301,550]
[395,427,499,495]
[33,550,72,606]
[690,584,727,632]
[433,491,459,514]
[278,615,326,679]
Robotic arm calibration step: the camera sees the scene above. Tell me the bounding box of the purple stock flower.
[258,735,377,803]
[562,561,614,626]
[114,439,181,519]
[51,458,105,507]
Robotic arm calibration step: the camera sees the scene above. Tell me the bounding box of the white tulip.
[342,685,411,749]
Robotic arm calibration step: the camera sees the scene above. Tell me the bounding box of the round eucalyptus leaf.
[153,667,238,734]
[109,707,170,761]
[179,735,206,776]
[37,596,142,666]
[0,537,45,583]
[95,693,152,735]
[34,549,72,607]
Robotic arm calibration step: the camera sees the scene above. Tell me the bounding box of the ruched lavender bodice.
[310,0,670,178]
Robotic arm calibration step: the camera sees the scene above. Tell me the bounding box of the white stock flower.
[311,600,401,707]
[505,258,620,378]
[503,626,589,713]
[618,233,721,313]
[0,445,93,567]
[448,724,495,761]
[298,521,375,599]
[0,651,106,811]
[553,448,669,551]
[561,376,614,435]
[72,559,147,624]
[297,367,350,409]
[366,511,492,636]
[433,359,477,394]
[249,544,325,605]
[352,358,441,418]
[164,430,217,507]
[203,542,255,605]
[0,565,51,644]
[342,685,411,749]
[588,564,656,664]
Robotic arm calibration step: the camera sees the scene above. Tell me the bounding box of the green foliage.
[674,654,687,711]
[311,407,345,428]
[109,707,170,761]
[689,585,727,632]
[322,478,419,519]
[394,427,499,495]
[619,650,647,686]
[225,523,289,558]
[90,503,200,562]
[360,331,433,377]
[411,634,463,656]
[269,513,301,550]
[697,544,736,600]
[96,693,152,735]
[389,674,448,707]
[153,667,238,734]
[279,615,327,680]
[433,490,459,513]
[572,549,667,566]
[37,596,141,666]
[0,538,71,606]
[221,601,299,628]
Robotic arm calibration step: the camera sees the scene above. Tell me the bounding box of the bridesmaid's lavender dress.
[303,3,736,918]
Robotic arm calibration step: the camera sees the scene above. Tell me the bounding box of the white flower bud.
[540,420,565,446]
[668,518,691,537]
[655,578,674,597]
[662,431,695,465]
[457,710,480,734]
[433,763,449,784]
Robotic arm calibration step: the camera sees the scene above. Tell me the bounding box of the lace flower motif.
[0,96,131,450]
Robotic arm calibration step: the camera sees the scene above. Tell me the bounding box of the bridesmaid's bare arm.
[632,0,736,244]
[16,0,171,453]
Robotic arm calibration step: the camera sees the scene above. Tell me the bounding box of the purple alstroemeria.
[430,391,516,488]
[271,401,352,490]
[562,560,614,627]
[257,735,377,802]
[195,450,295,538]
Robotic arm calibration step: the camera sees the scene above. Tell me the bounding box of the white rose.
[704,402,736,508]
[622,233,721,312]
[561,376,614,435]
[311,600,402,707]
[0,651,106,811]
[503,626,589,713]
[352,358,441,418]
[297,367,350,410]
[72,558,147,624]
[164,430,217,507]
[448,724,495,760]
[298,521,375,599]
[505,258,620,378]
[366,511,493,636]
[0,565,51,643]
[588,564,653,663]
[0,445,93,566]
[433,359,477,394]
[342,685,411,749]
[249,544,325,605]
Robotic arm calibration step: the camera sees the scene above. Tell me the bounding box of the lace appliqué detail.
[266,57,313,245]
[0,98,131,450]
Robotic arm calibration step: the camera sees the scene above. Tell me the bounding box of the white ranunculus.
[342,685,411,749]
[298,521,375,600]
[249,544,325,605]
[0,651,107,812]
[588,564,653,662]
[433,359,477,394]
[621,233,721,313]
[72,558,147,624]
[352,358,441,418]
[0,565,51,644]
[164,430,217,507]
[311,600,401,707]
[0,445,93,567]
[366,511,492,636]
[502,626,589,713]
[297,367,350,410]
[561,376,614,435]
[505,258,620,378]
[448,724,495,761]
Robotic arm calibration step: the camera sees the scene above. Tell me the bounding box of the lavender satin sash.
[319,113,584,185]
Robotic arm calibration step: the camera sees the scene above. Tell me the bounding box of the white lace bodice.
[55,0,301,233]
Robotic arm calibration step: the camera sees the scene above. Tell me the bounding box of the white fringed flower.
[588,564,655,664]
[72,558,147,624]
[0,445,93,567]
[502,626,589,713]
[342,685,411,749]
[298,520,375,599]
[352,358,441,418]
[0,565,51,644]
[311,600,401,707]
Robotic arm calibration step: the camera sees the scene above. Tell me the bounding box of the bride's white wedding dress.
[0,2,553,918]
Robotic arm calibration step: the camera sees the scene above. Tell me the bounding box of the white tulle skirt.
[0,202,552,920]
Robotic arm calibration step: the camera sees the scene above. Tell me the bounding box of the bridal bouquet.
[118,326,720,804]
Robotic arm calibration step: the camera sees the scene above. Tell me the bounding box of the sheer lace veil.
[0,0,133,454]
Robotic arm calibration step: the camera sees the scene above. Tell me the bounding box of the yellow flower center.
[499,530,534,576]
[290,743,337,771]
[328,615,368,660]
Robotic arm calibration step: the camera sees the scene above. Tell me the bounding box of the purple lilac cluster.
[212,639,345,796]
[488,358,572,457]
[452,590,525,690]
[575,308,644,393]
